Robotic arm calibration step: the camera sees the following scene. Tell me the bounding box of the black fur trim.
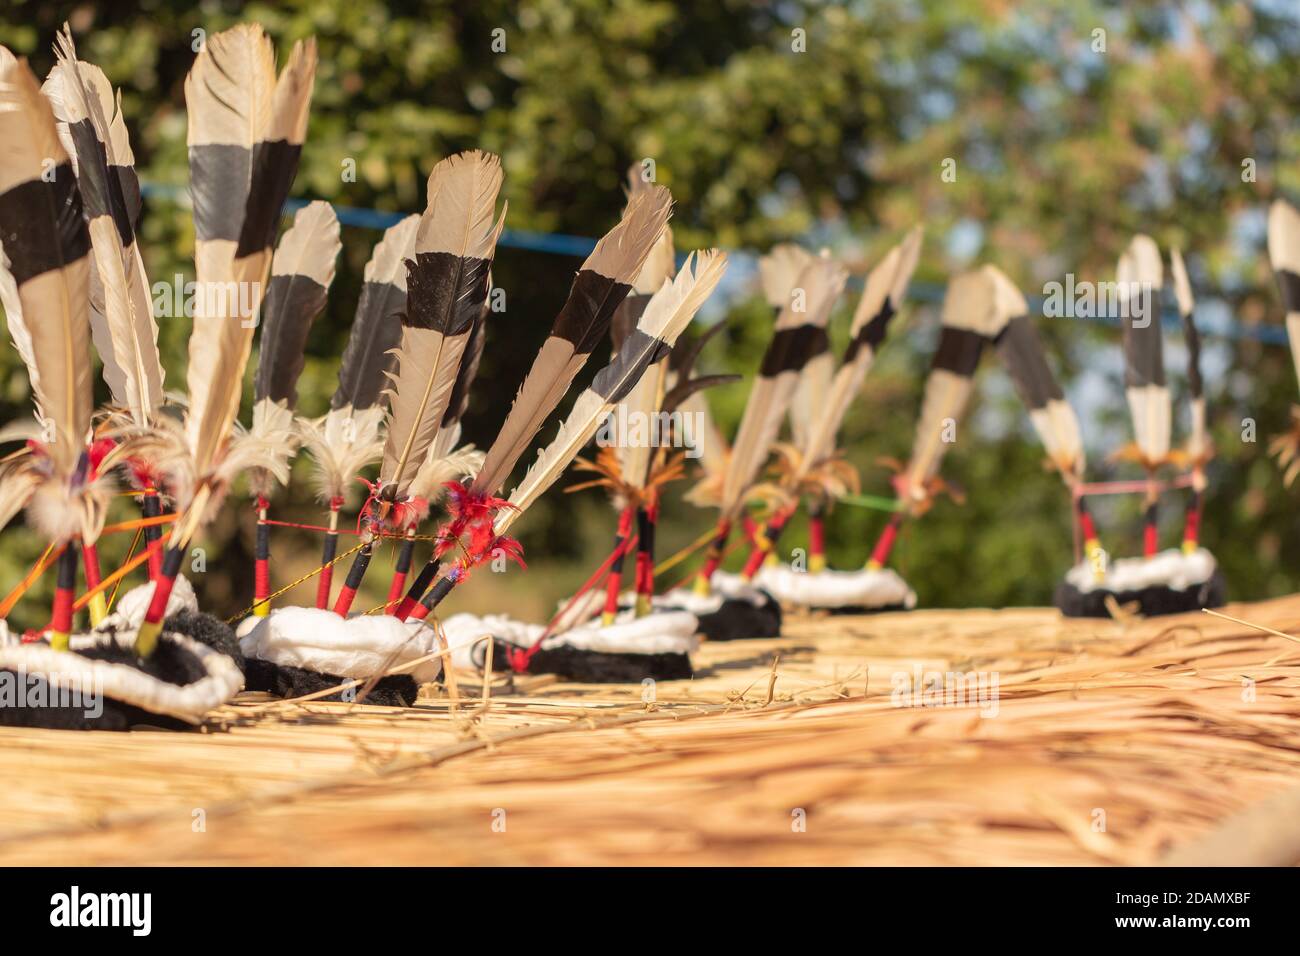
[657,593,782,641]
[242,657,420,707]
[526,645,693,682]
[1054,568,1227,618]
[163,611,244,672]
[826,602,910,616]
[0,634,220,732]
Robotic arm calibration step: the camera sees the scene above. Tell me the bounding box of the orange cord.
[0,542,60,619]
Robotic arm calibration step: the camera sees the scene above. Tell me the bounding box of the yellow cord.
[225,538,369,626]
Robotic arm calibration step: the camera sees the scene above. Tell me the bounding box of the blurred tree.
[0,0,1296,627]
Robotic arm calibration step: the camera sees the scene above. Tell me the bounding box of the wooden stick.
[315,501,342,610]
[693,517,733,594]
[478,636,494,717]
[253,498,271,618]
[49,543,79,651]
[603,505,635,625]
[865,511,903,570]
[140,488,163,580]
[81,540,108,626]
[385,529,417,612]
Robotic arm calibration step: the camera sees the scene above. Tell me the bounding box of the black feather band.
[930,326,985,377]
[843,299,897,363]
[0,170,90,282]
[236,140,304,257]
[1277,269,1300,314]
[994,316,1063,409]
[551,270,632,354]
[404,251,491,334]
[759,324,829,377]
[188,144,254,242]
[255,273,329,404]
[63,118,135,247]
[592,329,673,403]
[1122,290,1166,388]
[332,280,405,410]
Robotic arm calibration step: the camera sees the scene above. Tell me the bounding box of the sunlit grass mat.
[0,595,1298,865]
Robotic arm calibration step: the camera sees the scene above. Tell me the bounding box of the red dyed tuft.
[434,482,524,575]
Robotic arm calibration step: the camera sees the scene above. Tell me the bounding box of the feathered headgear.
[128,25,318,529]
[469,184,674,500]
[378,150,505,509]
[897,267,1008,512]
[716,248,847,518]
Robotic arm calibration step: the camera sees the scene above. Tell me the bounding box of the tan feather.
[720,253,847,515]
[408,440,485,503]
[0,54,92,476]
[43,28,163,426]
[902,270,997,500]
[381,151,505,496]
[471,185,673,497]
[625,166,675,294]
[1267,200,1300,390]
[759,243,817,307]
[497,250,728,535]
[184,27,316,481]
[0,246,42,420]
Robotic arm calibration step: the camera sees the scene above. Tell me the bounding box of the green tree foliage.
[0,1,1296,627]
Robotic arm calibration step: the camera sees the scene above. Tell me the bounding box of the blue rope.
[139,182,1290,347]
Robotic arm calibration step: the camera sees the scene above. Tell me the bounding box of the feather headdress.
[469,184,673,499]
[240,200,340,498]
[799,228,923,481]
[330,152,504,616]
[379,150,504,504]
[1118,234,1170,470]
[390,240,714,624]
[1169,248,1207,472]
[718,249,847,517]
[42,24,163,431]
[129,25,316,656]
[899,267,1005,510]
[988,265,1085,484]
[608,166,678,499]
